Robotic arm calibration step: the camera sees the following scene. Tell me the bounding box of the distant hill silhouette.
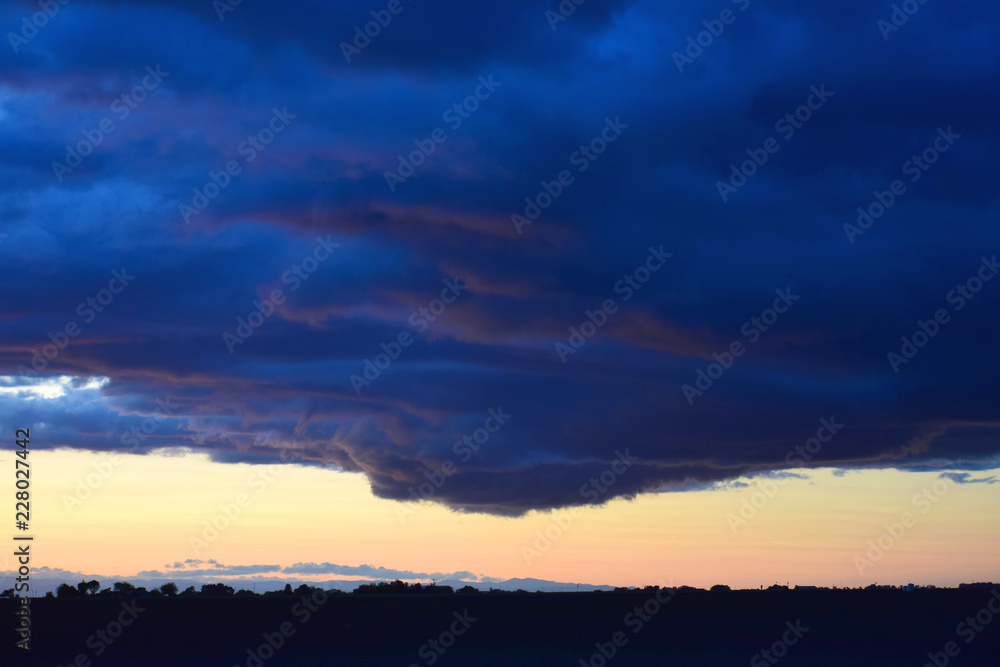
[4,586,1000,665]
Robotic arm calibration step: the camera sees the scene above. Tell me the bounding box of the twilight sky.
[0,0,998,588]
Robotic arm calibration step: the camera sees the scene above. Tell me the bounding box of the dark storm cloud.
[1,0,999,515]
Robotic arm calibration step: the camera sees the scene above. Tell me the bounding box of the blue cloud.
[0,0,998,515]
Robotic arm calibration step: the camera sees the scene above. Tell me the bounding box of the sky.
[0,0,998,590]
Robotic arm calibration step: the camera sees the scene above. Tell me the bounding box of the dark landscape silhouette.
[5,580,1000,666]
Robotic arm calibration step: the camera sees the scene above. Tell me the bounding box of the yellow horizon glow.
[3,449,997,589]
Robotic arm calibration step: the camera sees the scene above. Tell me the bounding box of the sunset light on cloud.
[0,363,996,592]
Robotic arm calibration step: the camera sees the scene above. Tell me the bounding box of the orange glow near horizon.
[2,449,998,590]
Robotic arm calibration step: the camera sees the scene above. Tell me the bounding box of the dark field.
[4,589,1000,666]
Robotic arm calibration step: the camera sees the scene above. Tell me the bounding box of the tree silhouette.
[113,581,136,596]
[56,583,79,598]
[200,583,235,596]
[159,582,179,596]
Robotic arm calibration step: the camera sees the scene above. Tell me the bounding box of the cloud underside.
[1,0,999,516]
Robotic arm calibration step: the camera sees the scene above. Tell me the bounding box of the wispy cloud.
[938,472,998,485]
